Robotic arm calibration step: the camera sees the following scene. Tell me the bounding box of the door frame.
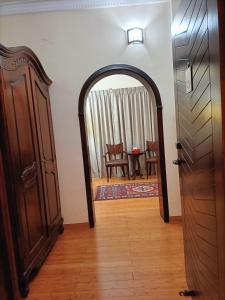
[78,64,169,227]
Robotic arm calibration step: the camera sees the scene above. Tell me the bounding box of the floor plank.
[27,177,189,300]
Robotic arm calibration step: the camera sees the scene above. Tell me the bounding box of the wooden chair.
[145,141,158,179]
[104,143,130,182]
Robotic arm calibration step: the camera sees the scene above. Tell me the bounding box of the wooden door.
[173,0,225,298]
[30,68,62,236]
[1,65,47,289]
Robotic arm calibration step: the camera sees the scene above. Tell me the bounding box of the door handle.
[173,158,186,165]
[175,142,182,149]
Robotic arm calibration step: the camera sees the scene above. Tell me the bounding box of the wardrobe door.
[30,68,62,236]
[1,65,47,294]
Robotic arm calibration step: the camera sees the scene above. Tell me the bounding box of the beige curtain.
[85,86,155,178]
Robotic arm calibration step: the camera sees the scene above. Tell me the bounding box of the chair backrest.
[106,143,124,160]
[146,141,158,157]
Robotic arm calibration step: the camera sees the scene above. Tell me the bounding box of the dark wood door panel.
[194,151,213,170]
[192,102,211,134]
[193,183,214,201]
[1,66,47,271]
[195,210,216,232]
[194,136,212,161]
[176,0,207,60]
[192,117,212,147]
[195,222,217,245]
[192,32,209,76]
[192,62,210,97]
[173,0,225,298]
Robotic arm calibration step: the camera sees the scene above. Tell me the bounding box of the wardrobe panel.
[46,173,59,223]
[12,76,35,167]
[1,65,47,293]
[30,68,62,235]
[24,181,44,251]
[0,44,63,298]
[35,85,53,161]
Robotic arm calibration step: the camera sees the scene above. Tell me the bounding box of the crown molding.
[0,0,169,16]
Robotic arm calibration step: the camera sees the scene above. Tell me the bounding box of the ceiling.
[0,0,169,16]
[0,0,56,2]
[0,0,167,4]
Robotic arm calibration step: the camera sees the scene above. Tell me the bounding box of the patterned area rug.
[95,182,158,201]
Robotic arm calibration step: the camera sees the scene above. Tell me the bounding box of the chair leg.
[146,163,149,179]
[122,166,125,177]
[110,167,112,179]
[127,164,130,180]
[150,163,152,176]
[106,167,109,182]
[154,163,157,175]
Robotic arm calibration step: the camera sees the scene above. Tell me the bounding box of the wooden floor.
[27,177,189,300]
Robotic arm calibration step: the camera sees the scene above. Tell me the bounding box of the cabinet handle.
[21,162,37,182]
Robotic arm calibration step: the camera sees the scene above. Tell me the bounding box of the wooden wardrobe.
[0,44,63,297]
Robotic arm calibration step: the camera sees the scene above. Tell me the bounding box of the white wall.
[91,74,142,91]
[0,2,181,223]
[171,0,181,18]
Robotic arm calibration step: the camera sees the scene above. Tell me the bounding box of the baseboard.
[64,222,89,229]
[169,216,182,224]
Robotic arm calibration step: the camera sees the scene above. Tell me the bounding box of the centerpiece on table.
[131,146,140,154]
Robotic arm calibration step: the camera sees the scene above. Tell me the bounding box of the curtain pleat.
[85,86,155,178]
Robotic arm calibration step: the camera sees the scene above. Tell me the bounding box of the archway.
[78,64,169,227]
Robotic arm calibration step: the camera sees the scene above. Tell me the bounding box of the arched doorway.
[78,64,169,227]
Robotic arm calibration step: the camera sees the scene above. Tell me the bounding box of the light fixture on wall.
[127,27,144,44]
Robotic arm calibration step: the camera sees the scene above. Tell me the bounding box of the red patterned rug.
[95,182,158,201]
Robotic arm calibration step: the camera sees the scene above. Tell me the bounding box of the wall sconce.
[127,27,144,44]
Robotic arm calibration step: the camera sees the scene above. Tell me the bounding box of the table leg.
[137,157,144,179]
[131,156,136,180]
[131,155,144,180]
